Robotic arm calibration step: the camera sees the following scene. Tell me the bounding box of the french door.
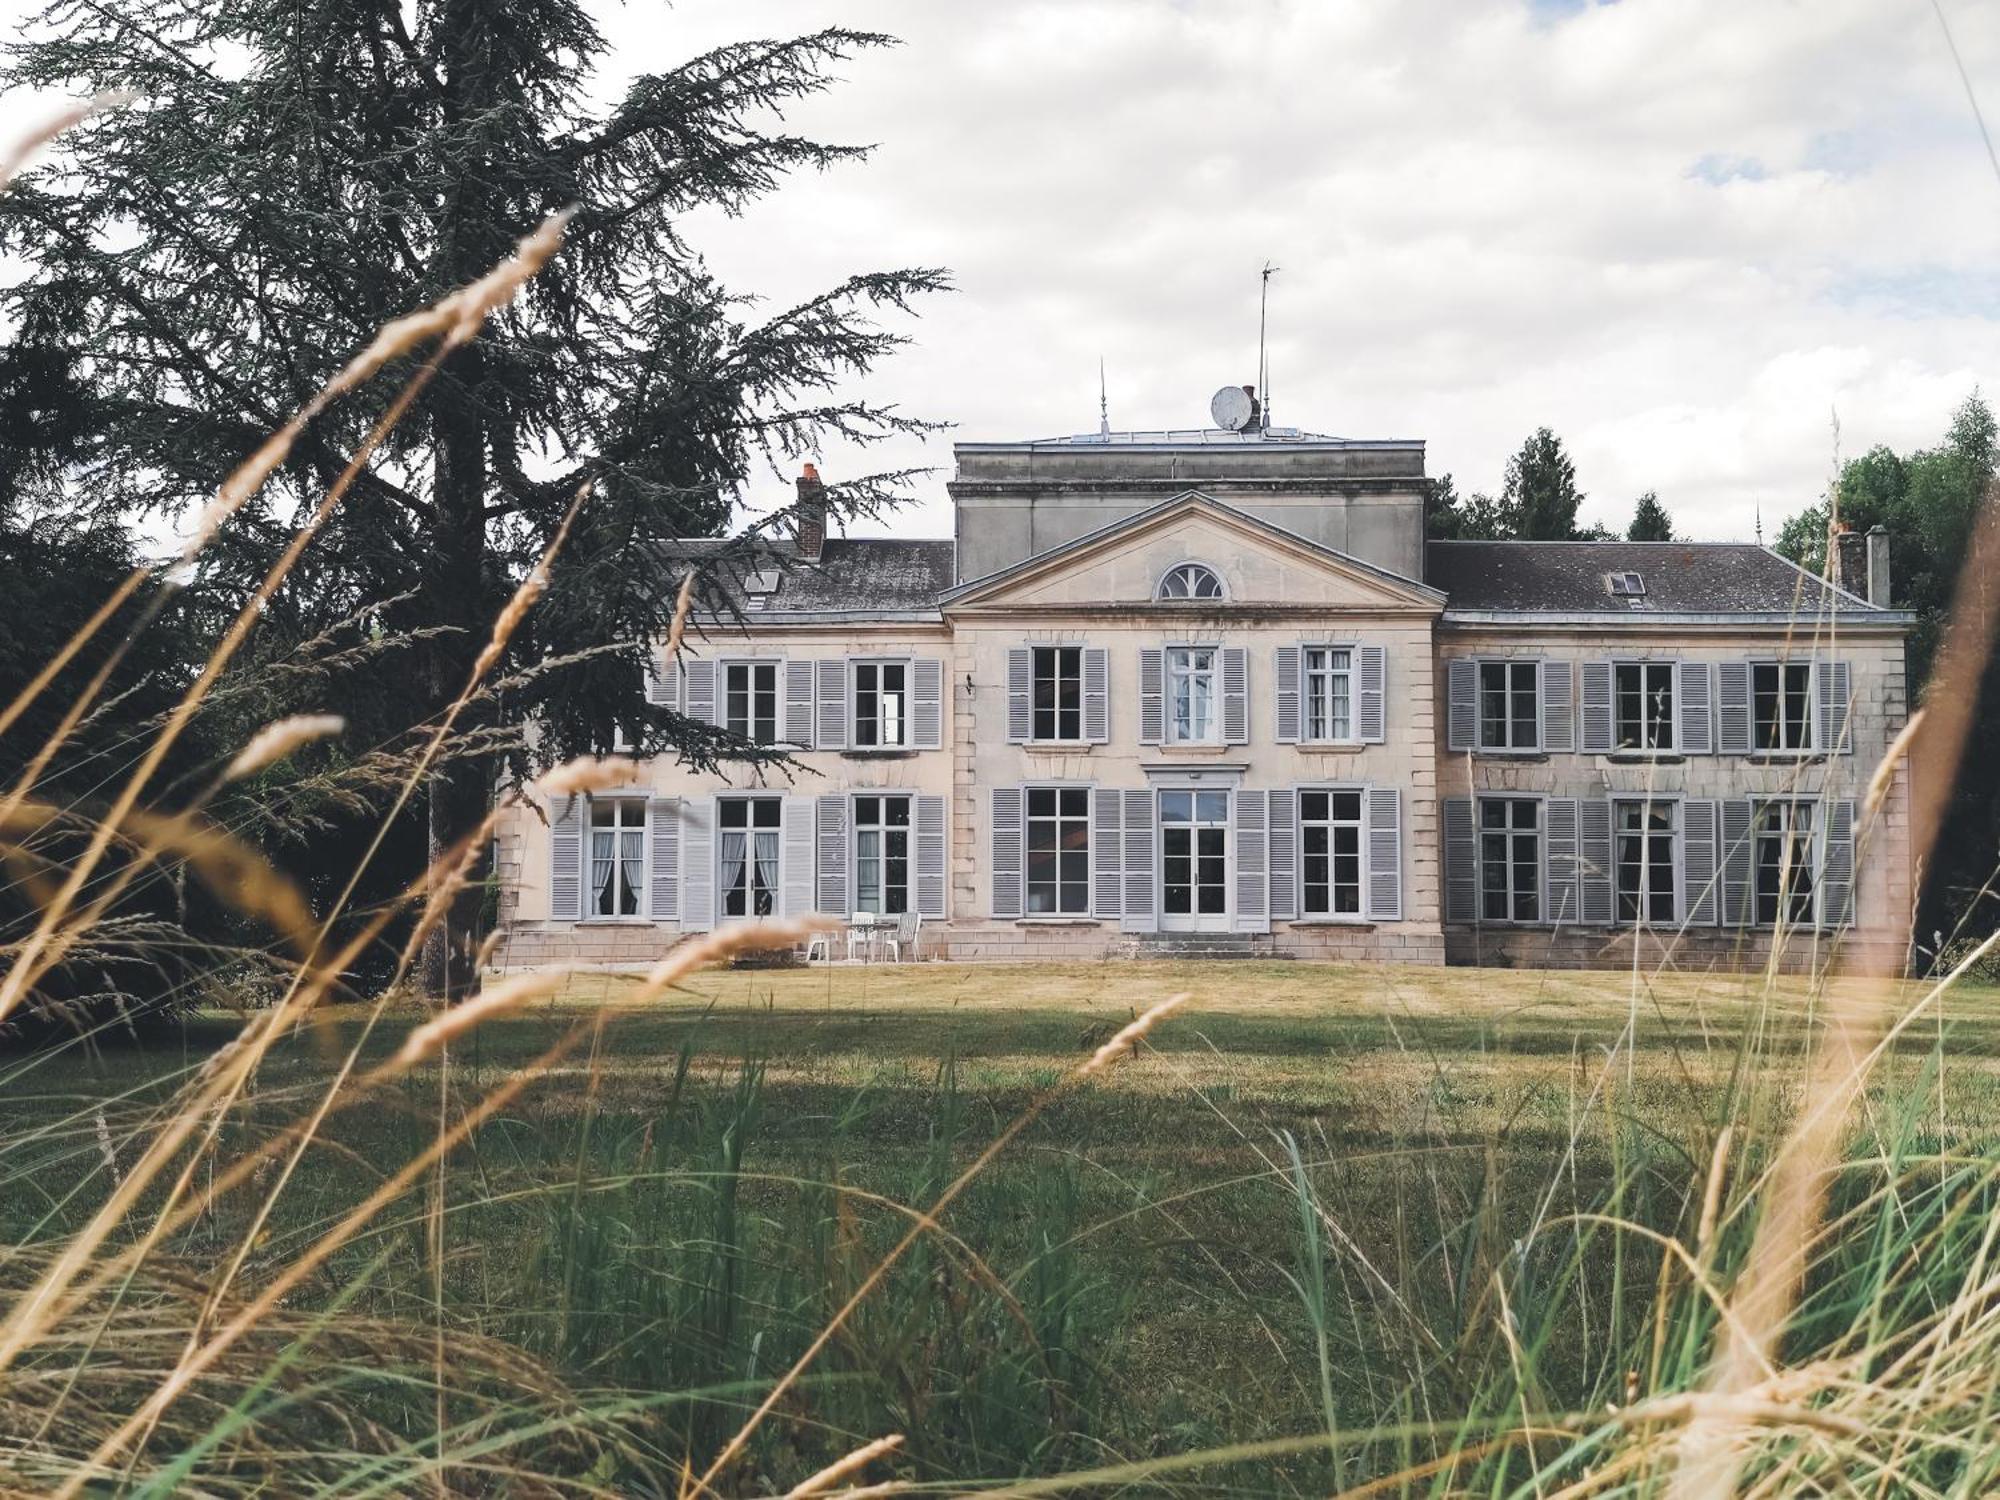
[1160,789,1230,932]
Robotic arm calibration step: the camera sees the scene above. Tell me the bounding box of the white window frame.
[1752,797,1819,927]
[1750,660,1815,755]
[1476,794,1543,924]
[1157,786,1233,926]
[1298,784,1367,920]
[850,792,914,918]
[1023,783,1092,916]
[1612,660,1676,754]
[1476,659,1541,753]
[850,657,912,750]
[1031,644,1085,743]
[717,794,783,919]
[722,658,781,746]
[1157,561,1226,601]
[584,797,649,922]
[1302,644,1358,745]
[1165,644,1221,746]
[1613,794,1681,927]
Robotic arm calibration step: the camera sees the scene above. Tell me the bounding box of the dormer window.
[1606,571,1646,598]
[1158,562,1225,601]
[743,569,780,612]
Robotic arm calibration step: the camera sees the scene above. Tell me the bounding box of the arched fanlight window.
[1157,562,1225,601]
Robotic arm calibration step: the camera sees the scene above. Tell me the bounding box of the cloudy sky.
[4,0,1997,544]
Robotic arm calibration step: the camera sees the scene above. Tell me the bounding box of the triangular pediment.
[941,491,1444,614]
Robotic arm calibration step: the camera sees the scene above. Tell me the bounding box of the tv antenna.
[1098,356,1110,437]
[1257,261,1280,431]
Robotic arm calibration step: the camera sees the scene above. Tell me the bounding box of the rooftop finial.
[1258,261,1280,432]
[1098,356,1109,438]
[1755,502,1764,545]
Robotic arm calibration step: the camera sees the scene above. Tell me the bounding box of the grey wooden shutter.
[1579,799,1614,925]
[685,659,718,726]
[1817,660,1853,755]
[1681,799,1719,925]
[1091,788,1124,919]
[1718,662,1751,754]
[784,660,815,747]
[915,794,947,917]
[1007,647,1032,742]
[816,794,849,917]
[1357,645,1387,744]
[912,657,945,750]
[815,659,848,750]
[1545,797,1580,925]
[781,796,816,919]
[1719,798,1754,926]
[1443,797,1476,923]
[1268,787,1298,921]
[1578,661,1614,754]
[1221,647,1249,745]
[645,651,676,708]
[1138,648,1164,745]
[1083,648,1110,743]
[1541,659,1574,753]
[1120,788,1157,933]
[1235,789,1269,933]
[1274,646,1302,743]
[1364,786,1402,921]
[1678,661,1714,755]
[681,799,714,932]
[549,795,584,921]
[1819,797,1856,928]
[1447,659,1477,751]
[648,796,680,921]
[990,786,1023,919]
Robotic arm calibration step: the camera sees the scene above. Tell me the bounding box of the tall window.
[1025,787,1089,914]
[853,795,911,916]
[1478,797,1541,922]
[1304,647,1353,742]
[1752,663,1813,752]
[725,661,779,744]
[1167,647,1217,744]
[1158,562,1224,600]
[853,660,908,748]
[719,797,780,918]
[589,800,646,918]
[1301,789,1364,916]
[1753,800,1816,925]
[1615,799,1676,924]
[1033,646,1082,741]
[1478,661,1539,750]
[1615,662,1674,751]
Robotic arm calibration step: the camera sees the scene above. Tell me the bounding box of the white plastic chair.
[881,910,921,962]
[846,912,878,962]
[803,929,834,964]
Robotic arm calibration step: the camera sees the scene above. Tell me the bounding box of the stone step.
[1131,932,1292,961]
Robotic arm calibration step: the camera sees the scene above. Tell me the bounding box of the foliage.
[1626,488,1675,540]
[1502,425,1586,539]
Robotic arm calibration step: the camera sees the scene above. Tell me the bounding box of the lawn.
[9,959,2000,1490]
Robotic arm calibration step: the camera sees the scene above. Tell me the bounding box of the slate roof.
[1425,541,1894,617]
[683,537,956,619]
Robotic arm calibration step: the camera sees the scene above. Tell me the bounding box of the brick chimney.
[794,463,827,562]
[1831,524,1866,598]
[1866,523,1891,606]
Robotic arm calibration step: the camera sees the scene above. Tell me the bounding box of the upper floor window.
[1752,662,1813,752]
[1158,562,1224,601]
[1615,662,1674,751]
[589,800,647,918]
[853,660,908,748]
[1478,661,1539,751]
[725,661,779,744]
[1166,646,1218,744]
[1033,646,1082,741]
[1304,647,1354,742]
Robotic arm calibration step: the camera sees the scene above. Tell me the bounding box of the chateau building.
[493,397,1914,972]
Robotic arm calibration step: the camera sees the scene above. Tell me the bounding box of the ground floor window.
[1479,797,1541,922]
[720,796,781,917]
[854,794,911,915]
[589,800,646,917]
[1754,799,1816,926]
[1301,788,1363,916]
[1026,786,1090,914]
[1615,798,1676,924]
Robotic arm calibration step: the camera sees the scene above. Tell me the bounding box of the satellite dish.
[1210,385,1255,432]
